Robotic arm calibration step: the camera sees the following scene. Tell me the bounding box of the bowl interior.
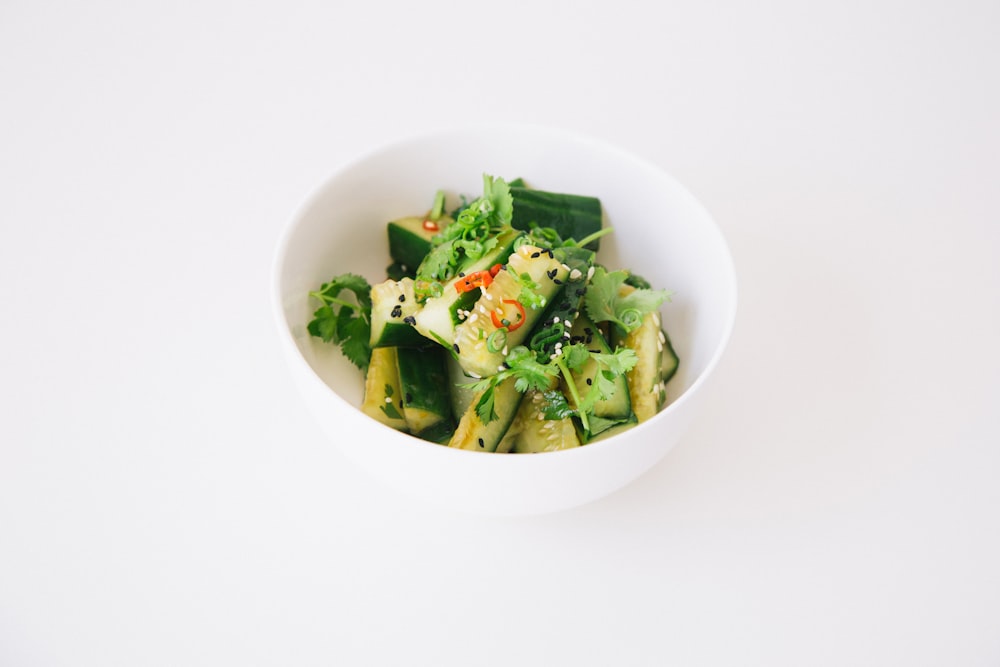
[277,127,735,424]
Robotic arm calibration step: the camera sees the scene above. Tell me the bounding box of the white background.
[2,1,999,665]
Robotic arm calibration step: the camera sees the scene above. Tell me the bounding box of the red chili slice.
[490,299,527,332]
[422,219,440,231]
[454,270,493,293]
[488,263,503,277]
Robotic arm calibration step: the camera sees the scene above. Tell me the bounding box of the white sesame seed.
[569,269,582,281]
[502,346,508,355]
[385,397,392,403]
[553,316,560,324]
[658,331,667,344]
[468,313,478,323]
[586,266,595,280]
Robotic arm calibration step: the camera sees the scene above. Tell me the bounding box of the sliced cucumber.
[564,314,632,422]
[369,277,425,348]
[411,229,522,349]
[448,376,524,453]
[396,345,454,441]
[505,388,581,453]
[451,244,568,379]
[510,187,604,250]
[360,347,408,432]
[612,287,672,422]
[387,213,453,276]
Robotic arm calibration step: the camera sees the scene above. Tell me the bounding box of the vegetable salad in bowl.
[307,175,679,453]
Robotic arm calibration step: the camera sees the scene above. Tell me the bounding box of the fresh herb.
[506,263,546,309]
[466,346,560,423]
[307,273,373,372]
[416,175,513,284]
[584,266,672,334]
[547,343,637,432]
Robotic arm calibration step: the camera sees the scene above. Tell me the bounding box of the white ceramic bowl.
[272,125,737,515]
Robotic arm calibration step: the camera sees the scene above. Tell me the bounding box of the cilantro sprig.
[307,273,373,372]
[463,342,637,433]
[584,266,673,335]
[466,346,559,423]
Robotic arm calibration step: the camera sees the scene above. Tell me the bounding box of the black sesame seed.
[584,327,594,336]
[398,294,406,302]
[575,288,586,297]
[530,251,541,258]
[546,249,554,258]
[546,268,558,280]
[404,315,416,325]
[553,279,563,285]
[458,271,466,278]
[405,392,413,404]
[478,438,485,448]
[453,343,461,354]
[390,304,402,318]
[586,378,593,386]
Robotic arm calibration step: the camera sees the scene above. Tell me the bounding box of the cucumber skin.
[396,346,454,438]
[510,187,603,251]
[387,215,453,272]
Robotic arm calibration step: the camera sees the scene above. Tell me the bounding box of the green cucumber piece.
[369,277,425,348]
[387,213,453,276]
[396,345,454,441]
[611,294,673,422]
[446,355,478,422]
[502,388,582,453]
[577,413,638,444]
[451,244,568,379]
[411,229,522,349]
[360,347,408,432]
[448,376,524,452]
[565,314,632,422]
[510,187,603,250]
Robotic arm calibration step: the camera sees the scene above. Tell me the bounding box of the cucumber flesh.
[504,389,581,453]
[613,288,669,422]
[452,244,568,379]
[360,347,408,432]
[369,277,425,348]
[411,230,522,349]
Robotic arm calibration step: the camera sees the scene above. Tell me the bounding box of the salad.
[307,175,679,453]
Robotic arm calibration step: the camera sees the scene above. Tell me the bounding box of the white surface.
[273,125,737,515]
[1,1,998,665]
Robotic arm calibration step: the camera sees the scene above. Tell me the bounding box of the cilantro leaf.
[540,389,575,420]
[584,266,672,334]
[307,273,373,372]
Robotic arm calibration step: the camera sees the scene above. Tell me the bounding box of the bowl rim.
[270,122,738,461]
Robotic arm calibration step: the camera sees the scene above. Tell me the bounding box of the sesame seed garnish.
[586,378,593,386]
[530,251,541,258]
[398,294,406,302]
[553,316,560,324]
[405,392,413,404]
[390,304,402,318]
[546,268,558,280]
[569,269,582,281]
[403,315,416,325]
[478,438,485,448]
[385,397,392,403]
[586,266,595,280]
[453,343,461,354]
